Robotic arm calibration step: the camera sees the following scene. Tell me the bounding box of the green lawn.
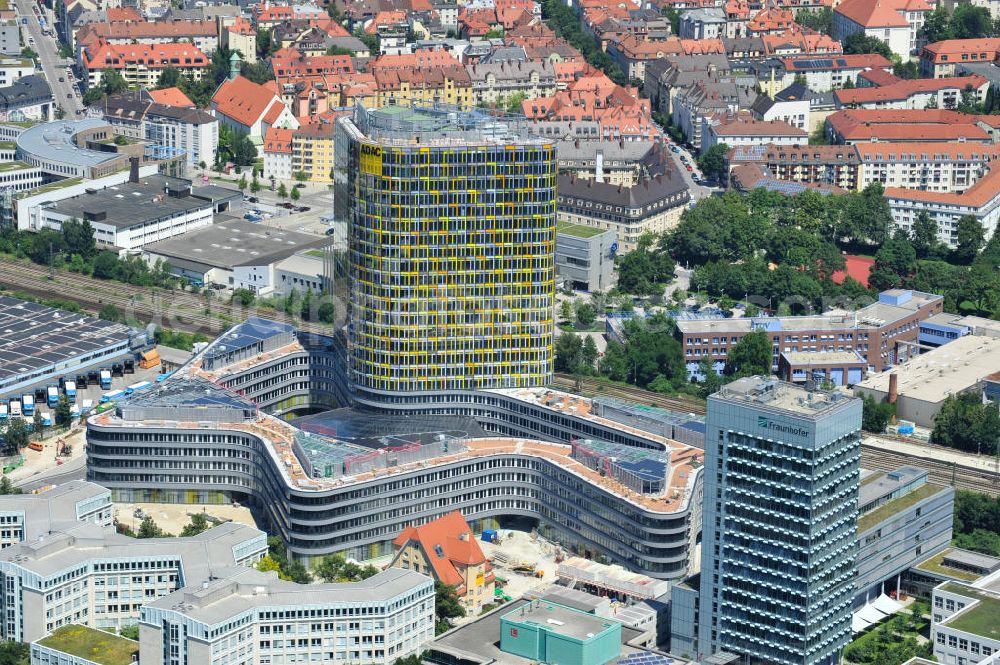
[941,584,1000,639]
[913,550,981,582]
[557,221,606,239]
[857,483,945,533]
[23,177,83,196]
[37,625,138,665]
[0,160,31,172]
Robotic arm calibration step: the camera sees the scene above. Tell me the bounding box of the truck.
[100,390,125,403]
[0,404,7,421]
[64,381,77,399]
[125,381,152,395]
[9,400,21,417]
[81,399,94,414]
[21,395,34,416]
[40,412,52,426]
[99,369,112,389]
[75,374,88,389]
[47,385,59,407]
[69,403,80,418]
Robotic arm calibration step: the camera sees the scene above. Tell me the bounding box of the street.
[13,0,81,117]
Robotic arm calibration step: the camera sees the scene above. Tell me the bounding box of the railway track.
[0,259,336,336]
[553,374,1000,496]
[552,374,707,415]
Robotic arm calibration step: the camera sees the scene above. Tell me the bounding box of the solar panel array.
[620,652,674,665]
[0,296,136,382]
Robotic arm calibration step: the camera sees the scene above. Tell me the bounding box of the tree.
[20,47,37,60]
[318,301,336,323]
[92,251,120,279]
[136,515,169,538]
[119,625,139,640]
[869,233,918,290]
[231,288,255,307]
[911,211,942,259]
[55,394,72,427]
[843,33,893,59]
[277,183,288,198]
[953,215,985,264]
[0,642,29,665]
[724,329,771,377]
[238,175,247,191]
[315,553,380,583]
[62,218,96,257]
[54,105,65,120]
[435,582,465,634]
[295,170,308,182]
[921,5,952,43]
[82,70,128,106]
[555,332,586,373]
[256,28,276,59]
[241,60,274,84]
[931,393,1000,454]
[795,7,832,34]
[0,476,21,495]
[290,186,301,201]
[250,173,261,193]
[256,555,291,581]
[32,410,43,441]
[892,60,920,79]
[575,302,596,328]
[861,394,895,433]
[697,143,729,183]
[180,512,211,537]
[3,418,28,456]
[808,124,829,145]
[559,300,573,321]
[156,66,181,89]
[952,3,993,38]
[231,132,257,166]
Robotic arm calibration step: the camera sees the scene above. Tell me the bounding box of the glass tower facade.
[335,104,557,396]
[698,377,861,665]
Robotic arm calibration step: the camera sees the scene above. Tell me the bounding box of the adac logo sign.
[359,143,383,176]
[757,416,809,438]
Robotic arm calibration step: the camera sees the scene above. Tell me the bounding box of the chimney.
[129,156,140,184]
[888,372,898,404]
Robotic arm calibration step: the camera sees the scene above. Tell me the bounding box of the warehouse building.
[853,335,1000,429]
[143,218,330,291]
[0,296,147,403]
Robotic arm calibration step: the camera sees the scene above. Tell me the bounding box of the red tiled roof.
[392,511,487,593]
[825,108,993,142]
[264,126,294,154]
[834,74,987,105]
[228,17,256,36]
[832,255,873,287]
[106,7,142,21]
[82,40,209,71]
[148,87,194,107]
[886,162,1000,207]
[84,18,217,40]
[857,68,901,86]
[835,0,928,28]
[212,75,282,127]
[920,38,1000,64]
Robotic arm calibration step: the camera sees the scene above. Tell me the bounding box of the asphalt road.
[16,455,86,492]
[14,0,81,117]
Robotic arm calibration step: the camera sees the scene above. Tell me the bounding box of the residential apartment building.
[885,167,1000,248]
[679,8,726,39]
[0,58,34,87]
[675,289,946,375]
[701,114,807,153]
[103,91,219,169]
[467,61,556,106]
[0,521,266,642]
[556,170,690,252]
[833,75,989,110]
[80,41,210,90]
[856,142,1000,193]
[832,0,930,60]
[554,138,659,186]
[0,75,52,123]
[75,18,219,52]
[726,143,862,190]
[335,104,556,395]
[749,92,810,130]
[919,37,1000,78]
[0,481,111,549]
[262,127,294,182]
[644,54,731,117]
[698,378,861,665]
[671,75,757,150]
[389,511,494,612]
[370,52,474,110]
[136,567,434,665]
[291,120,335,182]
[825,109,993,144]
[780,54,893,93]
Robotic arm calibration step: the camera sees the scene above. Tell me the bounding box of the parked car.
[246,196,258,203]
[686,165,693,172]
[295,206,311,212]
[280,201,295,209]
[325,228,335,236]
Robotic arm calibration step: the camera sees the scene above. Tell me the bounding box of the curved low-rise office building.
[86,320,704,580]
